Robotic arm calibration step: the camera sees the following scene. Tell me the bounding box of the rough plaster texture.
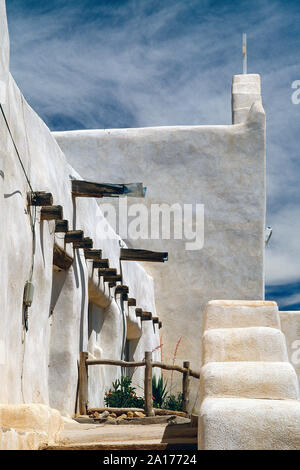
[280,311,300,390]
[203,299,280,330]
[53,78,266,410]
[0,1,160,447]
[199,300,300,450]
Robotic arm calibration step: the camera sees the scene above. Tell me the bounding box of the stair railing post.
[182,361,190,414]
[79,352,89,415]
[144,351,155,416]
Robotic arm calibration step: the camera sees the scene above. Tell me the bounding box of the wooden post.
[182,361,190,414]
[144,351,155,417]
[79,352,89,415]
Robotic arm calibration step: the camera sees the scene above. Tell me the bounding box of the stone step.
[202,327,289,364]
[199,397,300,450]
[203,300,280,330]
[200,362,299,400]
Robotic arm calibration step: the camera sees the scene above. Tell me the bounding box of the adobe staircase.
[199,300,300,450]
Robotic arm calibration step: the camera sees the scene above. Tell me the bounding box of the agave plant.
[152,375,168,408]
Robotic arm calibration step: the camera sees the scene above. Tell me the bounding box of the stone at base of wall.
[0,404,64,450]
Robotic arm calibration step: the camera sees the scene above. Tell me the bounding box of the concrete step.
[202,327,288,364]
[199,397,300,450]
[203,300,280,330]
[200,362,299,400]
[43,422,197,451]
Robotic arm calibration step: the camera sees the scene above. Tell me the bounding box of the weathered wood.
[73,237,93,249]
[141,312,152,321]
[29,191,53,206]
[120,248,168,263]
[86,358,145,367]
[98,268,116,276]
[72,180,125,198]
[94,260,110,269]
[152,361,200,379]
[182,361,190,414]
[159,321,162,329]
[65,230,84,243]
[41,205,63,221]
[53,244,73,270]
[144,351,154,417]
[55,220,69,233]
[127,298,136,307]
[104,275,122,283]
[135,308,143,317]
[115,285,129,295]
[152,317,159,324]
[79,352,89,415]
[84,249,102,260]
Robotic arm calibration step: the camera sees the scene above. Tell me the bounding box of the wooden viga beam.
[120,248,168,263]
[84,249,102,260]
[65,230,83,244]
[135,309,152,321]
[73,237,93,249]
[141,312,152,321]
[127,298,136,307]
[115,285,129,295]
[72,180,146,198]
[94,260,110,269]
[28,191,53,206]
[98,268,116,276]
[55,220,69,233]
[104,275,122,283]
[41,205,63,221]
[152,317,159,324]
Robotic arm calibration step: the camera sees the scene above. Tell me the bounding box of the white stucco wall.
[54,83,266,410]
[0,0,160,421]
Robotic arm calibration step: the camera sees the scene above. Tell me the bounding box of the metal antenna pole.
[243,33,247,74]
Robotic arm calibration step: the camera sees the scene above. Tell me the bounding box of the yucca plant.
[152,375,168,408]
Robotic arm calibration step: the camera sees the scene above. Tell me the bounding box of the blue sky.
[5,0,300,309]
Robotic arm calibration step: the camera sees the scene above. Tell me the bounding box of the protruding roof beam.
[29,191,53,206]
[41,205,63,221]
[73,237,93,249]
[72,180,146,198]
[120,248,168,263]
[115,285,129,295]
[127,298,136,307]
[84,249,102,260]
[55,220,69,233]
[65,230,83,243]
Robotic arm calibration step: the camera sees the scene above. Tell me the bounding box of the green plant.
[104,376,145,408]
[152,375,168,409]
[163,393,183,412]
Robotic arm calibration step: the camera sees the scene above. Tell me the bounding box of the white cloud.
[5,0,300,288]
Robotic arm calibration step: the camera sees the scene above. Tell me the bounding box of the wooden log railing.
[79,351,200,416]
